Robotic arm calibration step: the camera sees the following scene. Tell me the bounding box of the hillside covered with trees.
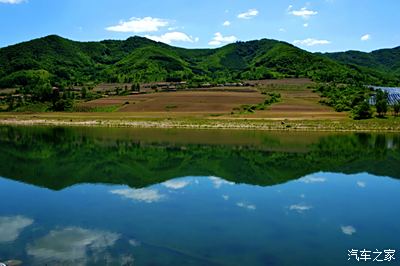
[1,35,399,90]
[322,47,400,78]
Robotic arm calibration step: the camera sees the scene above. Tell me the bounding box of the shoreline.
[1,115,400,132]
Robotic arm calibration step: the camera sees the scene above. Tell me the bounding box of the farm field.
[248,86,347,120]
[80,90,265,113]
[75,79,344,120]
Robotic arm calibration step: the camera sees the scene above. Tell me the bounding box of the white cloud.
[223,20,231,27]
[288,6,318,19]
[0,0,25,4]
[361,34,371,41]
[299,176,327,183]
[27,227,119,263]
[341,225,356,235]
[0,216,33,243]
[162,179,190,189]
[293,38,331,47]
[237,202,256,210]
[106,17,169,33]
[289,204,312,213]
[357,181,366,188]
[279,28,286,32]
[208,32,237,46]
[303,23,309,28]
[110,188,165,203]
[208,176,235,188]
[238,9,259,19]
[145,32,197,44]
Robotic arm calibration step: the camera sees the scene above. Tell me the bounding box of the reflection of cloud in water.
[357,181,366,188]
[300,176,326,184]
[341,225,356,235]
[289,204,312,213]
[27,227,119,264]
[300,194,306,198]
[110,188,165,203]
[0,216,33,243]
[237,202,256,210]
[129,239,141,247]
[222,195,229,201]
[209,176,234,188]
[162,180,190,190]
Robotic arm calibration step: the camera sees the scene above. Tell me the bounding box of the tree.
[31,79,52,101]
[352,101,373,120]
[375,90,388,117]
[394,101,400,116]
[376,99,388,117]
[51,88,60,109]
[7,95,14,111]
[131,83,140,92]
[81,87,87,99]
[53,98,73,111]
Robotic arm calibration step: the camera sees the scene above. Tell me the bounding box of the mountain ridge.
[0,34,399,88]
[322,46,400,76]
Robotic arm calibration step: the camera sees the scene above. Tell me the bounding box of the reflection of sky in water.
[110,188,166,203]
[27,227,120,264]
[0,216,33,243]
[0,173,399,266]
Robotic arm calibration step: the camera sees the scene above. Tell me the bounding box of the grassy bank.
[0,113,399,132]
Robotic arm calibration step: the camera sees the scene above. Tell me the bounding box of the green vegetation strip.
[0,115,399,132]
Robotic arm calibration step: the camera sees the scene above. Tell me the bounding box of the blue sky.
[0,0,399,52]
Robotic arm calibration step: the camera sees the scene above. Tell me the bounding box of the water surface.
[0,126,399,266]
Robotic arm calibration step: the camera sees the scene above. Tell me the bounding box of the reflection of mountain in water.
[0,126,399,190]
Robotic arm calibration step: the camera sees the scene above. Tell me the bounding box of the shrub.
[352,101,373,120]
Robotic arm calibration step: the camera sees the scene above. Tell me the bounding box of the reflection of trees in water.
[0,126,399,190]
[311,133,400,178]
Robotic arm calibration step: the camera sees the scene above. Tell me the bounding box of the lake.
[0,126,399,266]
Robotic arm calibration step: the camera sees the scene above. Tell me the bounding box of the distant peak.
[44,34,64,40]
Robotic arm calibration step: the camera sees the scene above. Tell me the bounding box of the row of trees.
[3,80,143,112]
[353,89,400,119]
[315,83,400,120]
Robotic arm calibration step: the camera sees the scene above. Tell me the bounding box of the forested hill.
[322,46,400,77]
[0,35,399,88]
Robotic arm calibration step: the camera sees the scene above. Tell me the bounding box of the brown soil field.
[245,85,346,120]
[80,91,265,113]
[76,79,344,120]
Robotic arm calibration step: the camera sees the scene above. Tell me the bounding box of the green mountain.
[322,47,400,77]
[0,35,399,88]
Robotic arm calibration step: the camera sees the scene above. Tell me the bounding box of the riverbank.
[1,113,400,132]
